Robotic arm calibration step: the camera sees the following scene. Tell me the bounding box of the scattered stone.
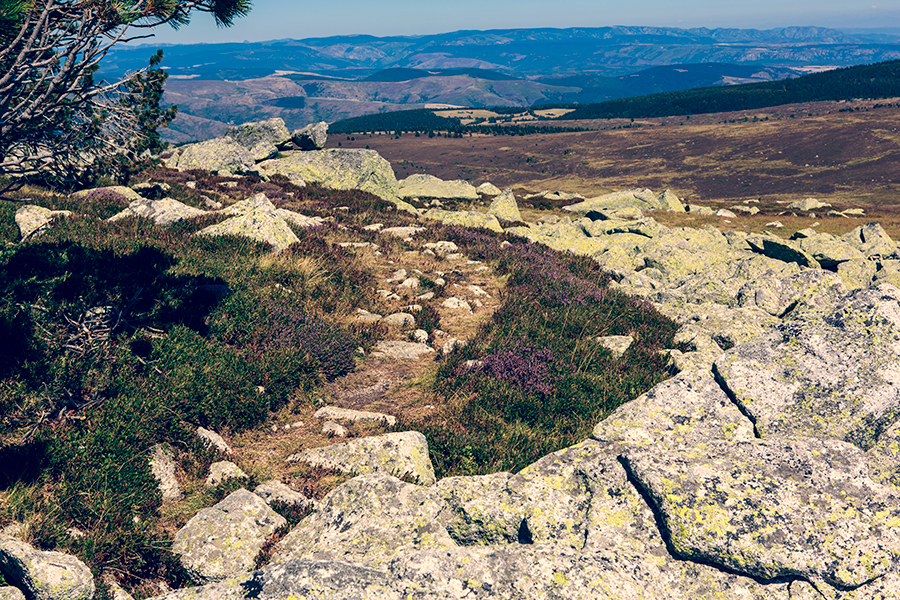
[286,432,436,487]
[764,221,784,228]
[15,205,72,239]
[149,444,181,501]
[441,297,472,311]
[172,489,286,584]
[225,118,290,161]
[476,182,503,196]
[716,208,737,218]
[0,586,26,600]
[381,226,425,239]
[205,461,248,486]
[131,181,171,199]
[197,427,232,454]
[196,193,299,252]
[385,269,407,283]
[355,308,382,323]
[322,421,349,437]
[290,121,328,150]
[0,535,95,600]
[371,341,435,359]
[362,223,383,232]
[442,338,466,355]
[596,335,633,358]
[686,204,714,215]
[842,222,897,257]
[314,406,397,427]
[412,329,429,343]
[787,197,831,211]
[423,208,503,233]
[382,312,415,328]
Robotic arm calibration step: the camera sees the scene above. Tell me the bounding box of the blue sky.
[144,0,900,45]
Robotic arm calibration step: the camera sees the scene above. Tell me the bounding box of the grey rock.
[149,443,181,501]
[165,137,259,177]
[486,188,522,222]
[746,235,820,269]
[381,226,425,239]
[796,233,865,269]
[172,489,285,584]
[440,297,472,311]
[716,208,737,218]
[205,461,247,486]
[838,258,878,290]
[196,427,231,454]
[130,181,171,199]
[108,197,206,226]
[0,587,25,600]
[842,222,897,258]
[15,205,71,239]
[435,472,524,545]
[442,338,466,355]
[247,560,404,600]
[314,406,397,427]
[423,208,503,233]
[715,284,900,448]
[423,241,459,256]
[196,193,299,252]
[0,535,95,600]
[225,118,290,161]
[787,197,831,210]
[622,437,900,588]
[382,312,415,328]
[286,431,436,486]
[321,421,349,437]
[596,335,633,358]
[564,188,680,217]
[254,480,315,508]
[290,121,328,150]
[275,473,452,567]
[397,174,479,200]
[476,182,503,196]
[259,149,401,204]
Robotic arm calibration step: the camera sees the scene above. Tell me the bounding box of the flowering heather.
[246,299,357,381]
[479,343,556,397]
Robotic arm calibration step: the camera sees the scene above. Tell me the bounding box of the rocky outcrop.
[258,149,400,202]
[225,118,291,161]
[423,208,503,233]
[397,174,479,201]
[164,137,259,177]
[563,188,685,217]
[171,489,286,584]
[0,535,95,600]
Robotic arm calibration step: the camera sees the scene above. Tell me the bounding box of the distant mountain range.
[100,26,900,143]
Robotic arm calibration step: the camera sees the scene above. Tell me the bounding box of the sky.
[141,0,900,45]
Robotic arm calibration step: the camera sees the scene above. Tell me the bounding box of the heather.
[421,226,679,477]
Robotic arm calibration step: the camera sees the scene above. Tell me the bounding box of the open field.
[326,98,900,236]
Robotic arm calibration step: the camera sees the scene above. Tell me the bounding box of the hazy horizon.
[137,1,899,46]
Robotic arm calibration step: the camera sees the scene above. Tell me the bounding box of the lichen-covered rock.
[842,222,897,258]
[254,480,315,508]
[476,182,503,196]
[196,427,231,454]
[172,489,286,584]
[108,198,206,225]
[0,535,95,600]
[435,473,525,545]
[795,232,865,269]
[735,269,846,318]
[486,188,521,222]
[838,258,878,290]
[196,193,300,252]
[746,235,820,269]
[593,369,754,449]
[165,137,259,177]
[274,473,454,567]
[205,461,247,486]
[290,121,328,150]
[286,431,436,486]
[398,173,479,200]
[14,205,71,239]
[563,188,681,217]
[640,226,736,284]
[715,284,900,448]
[258,149,399,201]
[225,118,290,161]
[314,406,397,427]
[0,587,25,600]
[622,437,900,589]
